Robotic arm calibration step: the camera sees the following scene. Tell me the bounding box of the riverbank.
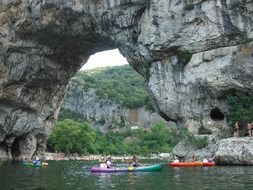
[44,152,174,161]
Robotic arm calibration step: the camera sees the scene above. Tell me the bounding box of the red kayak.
[170,161,215,167]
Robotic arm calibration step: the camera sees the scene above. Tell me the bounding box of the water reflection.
[91,169,163,190]
[1,161,253,190]
[169,166,253,190]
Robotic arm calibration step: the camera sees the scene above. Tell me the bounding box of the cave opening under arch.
[210,107,225,121]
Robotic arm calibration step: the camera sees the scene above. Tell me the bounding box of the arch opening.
[81,49,128,70]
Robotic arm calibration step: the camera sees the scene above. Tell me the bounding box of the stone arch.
[1,0,253,160]
[0,0,148,160]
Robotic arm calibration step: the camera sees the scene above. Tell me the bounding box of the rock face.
[215,137,253,165]
[62,85,168,132]
[0,0,253,160]
[172,134,218,161]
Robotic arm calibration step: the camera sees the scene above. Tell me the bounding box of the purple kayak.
[90,164,161,173]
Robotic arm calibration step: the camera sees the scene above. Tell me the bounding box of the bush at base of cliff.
[192,136,208,149]
[47,119,96,155]
[47,119,211,155]
[47,120,182,156]
[91,122,180,156]
[175,127,209,149]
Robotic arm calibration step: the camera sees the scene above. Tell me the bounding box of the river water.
[0,160,253,190]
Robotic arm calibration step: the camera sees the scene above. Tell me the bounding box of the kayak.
[42,162,48,166]
[22,162,48,167]
[91,164,161,173]
[170,161,215,167]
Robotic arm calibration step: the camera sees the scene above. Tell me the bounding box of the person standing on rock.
[250,122,253,137]
[234,121,240,137]
[247,123,252,137]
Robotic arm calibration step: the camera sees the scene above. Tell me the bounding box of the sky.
[81,49,128,70]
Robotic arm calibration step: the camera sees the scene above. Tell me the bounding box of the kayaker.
[203,159,208,163]
[129,156,142,167]
[191,155,196,162]
[172,159,180,163]
[105,156,112,168]
[208,155,216,163]
[33,156,41,166]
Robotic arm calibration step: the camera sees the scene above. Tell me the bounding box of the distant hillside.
[59,65,165,132]
[70,65,151,108]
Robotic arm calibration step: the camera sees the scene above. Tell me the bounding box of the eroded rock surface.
[0,0,253,160]
[215,137,253,165]
[62,83,170,132]
[172,134,218,161]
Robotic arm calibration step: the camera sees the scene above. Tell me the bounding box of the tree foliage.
[67,65,153,109]
[47,119,96,155]
[226,93,253,126]
[48,119,209,155]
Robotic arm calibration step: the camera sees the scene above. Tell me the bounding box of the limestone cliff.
[62,84,167,132]
[0,0,253,160]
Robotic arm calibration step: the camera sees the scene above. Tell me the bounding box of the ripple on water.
[1,161,253,190]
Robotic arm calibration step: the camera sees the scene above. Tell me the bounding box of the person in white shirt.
[106,156,112,168]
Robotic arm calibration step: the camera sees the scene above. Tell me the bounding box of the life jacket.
[129,160,139,167]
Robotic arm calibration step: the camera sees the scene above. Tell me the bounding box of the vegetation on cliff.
[226,92,253,127]
[69,65,152,109]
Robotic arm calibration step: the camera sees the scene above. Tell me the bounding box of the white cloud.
[81,49,128,70]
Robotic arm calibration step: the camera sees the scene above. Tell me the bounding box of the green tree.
[226,93,253,126]
[48,119,96,155]
[48,120,207,155]
[67,65,150,109]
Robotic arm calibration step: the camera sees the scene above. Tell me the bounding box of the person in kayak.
[208,155,216,163]
[191,155,197,162]
[33,156,41,166]
[105,156,112,168]
[129,156,142,167]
